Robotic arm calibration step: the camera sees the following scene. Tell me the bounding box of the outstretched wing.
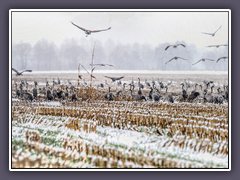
[165,57,175,64]
[80,64,96,79]
[201,32,213,36]
[205,58,215,61]
[92,63,114,67]
[165,45,171,51]
[20,69,32,74]
[71,22,89,32]
[91,67,96,73]
[80,64,91,74]
[104,64,114,67]
[207,45,217,48]
[217,56,228,62]
[116,76,124,80]
[177,57,188,60]
[192,59,202,65]
[178,44,186,48]
[104,76,114,80]
[12,68,19,74]
[207,44,228,48]
[213,25,222,34]
[91,27,111,33]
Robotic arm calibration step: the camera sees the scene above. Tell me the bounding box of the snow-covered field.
[11,72,229,169]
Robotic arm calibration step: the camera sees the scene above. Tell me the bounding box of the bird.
[71,21,111,37]
[129,86,146,101]
[165,56,188,64]
[202,25,222,37]
[79,64,96,79]
[216,56,228,63]
[192,58,215,65]
[165,43,186,51]
[104,87,114,101]
[90,63,114,67]
[207,44,228,48]
[22,92,33,102]
[104,76,124,82]
[12,68,32,76]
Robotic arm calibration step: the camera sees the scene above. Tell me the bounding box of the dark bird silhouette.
[165,43,186,51]
[46,89,54,101]
[188,91,200,102]
[192,58,215,65]
[180,83,188,101]
[32,88,38,99]
[149,87,161,102]
[12,68,32,76]
[202,25,222,37]
[104,76,124,82]
[130,86,146,101]
[71,21,111,37]
[22,92,33,102]
[216,56,228,63]
[165,56,188,64]
[166,94,174,103]
[207,44,228,48]
[105,87,114,101]
[71,93,78,102]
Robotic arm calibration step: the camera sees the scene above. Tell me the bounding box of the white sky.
[11,11,229,48]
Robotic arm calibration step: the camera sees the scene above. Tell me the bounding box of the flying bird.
[165,56,189,64]
[202,25,222,37]
[165,43,186,51]
[207,44,228,48]
[79,64,96,79]
[104,76,124,82]
[192,58,215,65]
[216,56,228,63]
[71,21,111,37]
[12,68,32,76]
[90,63,114,67]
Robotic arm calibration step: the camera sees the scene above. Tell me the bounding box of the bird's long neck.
[181,84,185,90]
[211,86,214,93]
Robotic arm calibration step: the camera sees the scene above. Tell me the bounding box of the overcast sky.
[12,11,229,48]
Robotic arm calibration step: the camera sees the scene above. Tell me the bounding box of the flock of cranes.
[11,20,228,106]
[12,76,228,105]
[163,25,228,66]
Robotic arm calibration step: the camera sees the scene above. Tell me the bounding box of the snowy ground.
[11,72,229,169]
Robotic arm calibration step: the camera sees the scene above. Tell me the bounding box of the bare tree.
[12,42,32,69]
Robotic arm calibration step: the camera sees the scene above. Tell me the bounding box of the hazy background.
[11,11,229,71]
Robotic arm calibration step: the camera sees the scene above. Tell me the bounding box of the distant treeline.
[12,38,228,71]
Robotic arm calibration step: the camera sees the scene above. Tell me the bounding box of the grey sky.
[12,11,229,48]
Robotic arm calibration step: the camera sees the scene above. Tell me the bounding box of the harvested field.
[11,72,229,169]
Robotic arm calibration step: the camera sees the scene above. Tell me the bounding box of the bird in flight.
[216,56,228,63]
[79,64,96,79]
[71,21,111,37]
[202,25,222,37]
[104,76,124,82]
[165,43,186,51]
[192,58,215,65]
[90,63,114,67]
[165,56,188,64]
[207,44,228,48]
[12,68,32,76]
